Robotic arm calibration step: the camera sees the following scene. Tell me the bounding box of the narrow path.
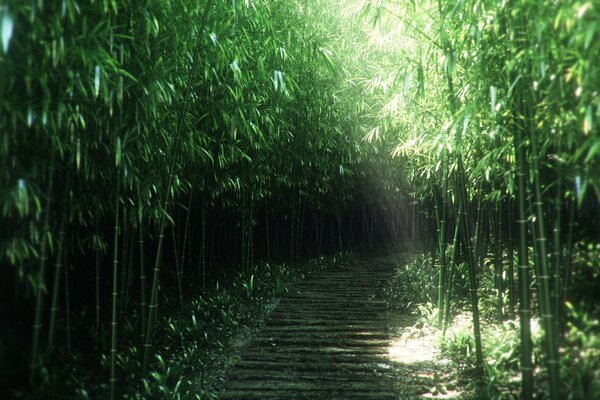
[221,253,418,399]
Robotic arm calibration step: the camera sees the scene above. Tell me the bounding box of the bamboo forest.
[2,0,600,398]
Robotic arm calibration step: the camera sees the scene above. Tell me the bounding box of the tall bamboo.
[47,207,66,351]
[138,184,147,349]
[96,250,101,335]
[434,162,448,327]
[438,2,484,362]
[171,222,184,312]
[443,199,462,335]
[561,194,576,318]
[456,160,484,368]
[63,254,72,353]
[142,0,213,375]
[527,89,560,400]
[494,199,504,321]
[110,185,120,400]
[514,96,533,400]
[507,198,516,320]
[30,162,54,383]
[551,128,564,336]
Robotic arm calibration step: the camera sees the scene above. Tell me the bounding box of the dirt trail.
[221,253,457,399]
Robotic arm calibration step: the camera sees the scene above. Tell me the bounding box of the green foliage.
[392,249,600,399]
[135,254,333,400]
[385,253,438,309]
[563,302,600,400]
[569,242,600,304]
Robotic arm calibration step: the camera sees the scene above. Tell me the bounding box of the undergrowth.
[24,253,349,399]
[386,243,600,399]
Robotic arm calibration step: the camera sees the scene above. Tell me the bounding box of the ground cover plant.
[385,244,600,399]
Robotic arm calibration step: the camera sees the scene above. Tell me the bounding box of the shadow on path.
[220,252,462,399]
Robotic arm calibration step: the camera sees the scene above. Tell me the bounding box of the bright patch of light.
[388,334,438,363]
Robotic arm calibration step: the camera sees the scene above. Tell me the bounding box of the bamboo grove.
[1,0,599,398]
[0,0,416,397]
[355,0,600,398]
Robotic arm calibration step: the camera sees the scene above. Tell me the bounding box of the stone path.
[221,254,418,399]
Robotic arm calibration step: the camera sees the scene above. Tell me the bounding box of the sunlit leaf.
[1,7,14,53]
[94,65,101,98]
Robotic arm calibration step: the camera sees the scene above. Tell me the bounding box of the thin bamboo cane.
[507,198,516,320]
[443,200,461,335]
[47,208,66,351]
[96,250,101,336]
[63,254,71,353]
[180,189,193,274]
[457,159,484,369]
[551,128,564,335]
[138,187,147,350]
[109,187,120,400]
[123,227,135,318]
[495,199,504,321]
[527,96,560,400]
[265,199,270,261]
[142,0,213,375]
[171,222,184,312]
[119,207,129,320]
[30,162,54,383]
[440,159,448,324]
[514,106,533,399]
[551,172,562,338]
[560,194,576,320]
[434,182,444,327]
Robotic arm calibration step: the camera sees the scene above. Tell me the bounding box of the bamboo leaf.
[1,7,14,54]
[94,65,101,98]
[318,47,336,76]
[584,140,600,163]
[116,137,122,167]
[583,105,593,135]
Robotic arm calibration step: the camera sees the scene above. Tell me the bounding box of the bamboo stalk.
[507,198,516,320]
[457,158,484,369]
[110,188,120,400]
[119,207,129,320]
[96,250,101,336]
[527,94,560,400]
[142,0,213,375]
[434,183,444,327]
[551,170,562,338]
[561,193,576,318]
[30,162,54,383]
[180,189,193,274]
[63,253,71,353]
[171,220,184,312]
[443,199,461,335]
[123,227,135,319]
[47,207,66,351]
[138,186,147,350]
[495,199,504,321]
[201,195,207,286]
[440,158,448,325]
[265,199,270,261]
[514,100,533,399]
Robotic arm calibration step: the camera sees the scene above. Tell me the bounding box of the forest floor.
[219,251,467,399]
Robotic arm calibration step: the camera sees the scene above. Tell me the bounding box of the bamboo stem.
[47,208,66,351]
[514,102,533,399]
[110,188,120,400]
[30,162,54,384]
